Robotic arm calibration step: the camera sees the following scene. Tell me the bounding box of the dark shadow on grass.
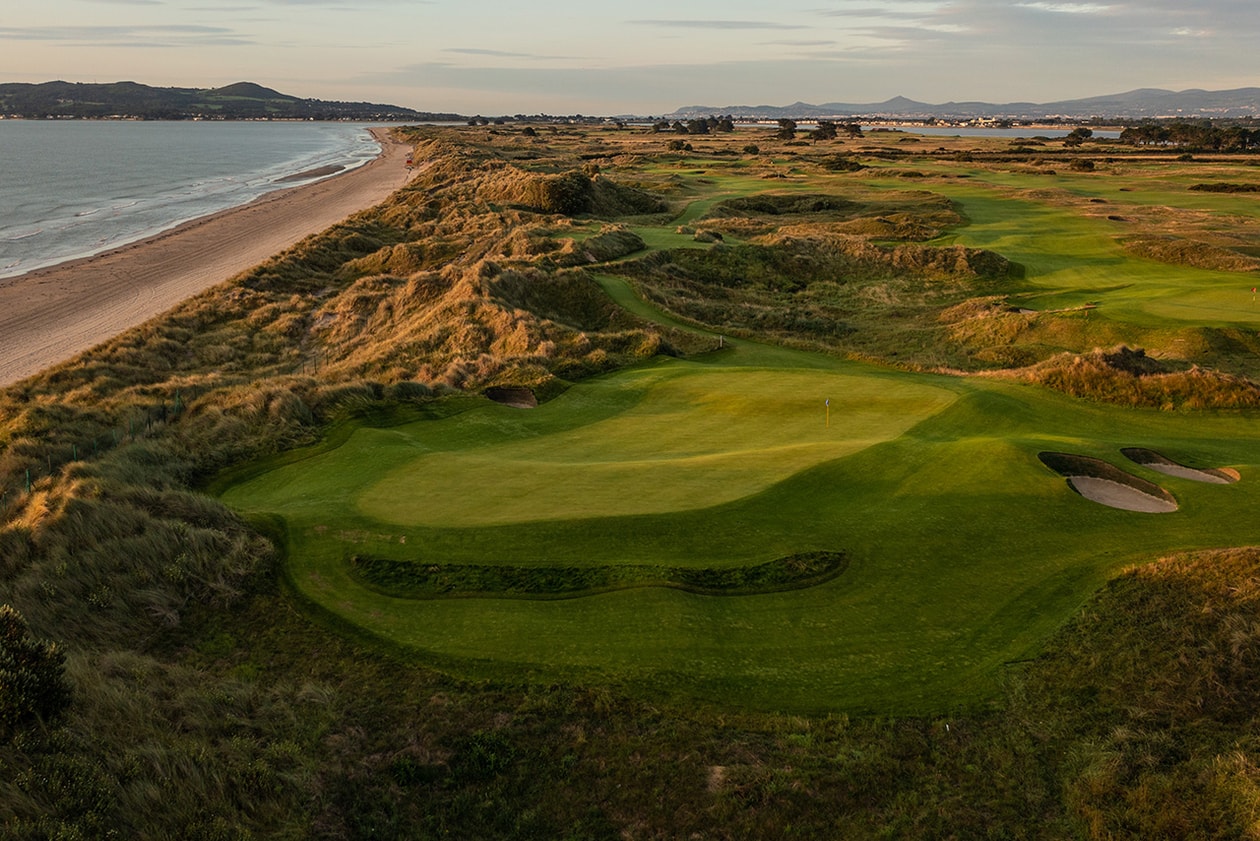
[348,551,848,600]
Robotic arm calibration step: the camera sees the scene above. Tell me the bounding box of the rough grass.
[1010,346,1260,409]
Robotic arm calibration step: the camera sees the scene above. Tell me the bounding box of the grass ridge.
[348,550,849,600]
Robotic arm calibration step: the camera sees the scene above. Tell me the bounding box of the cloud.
[628,20,809,30]
[814,3,947,20]
[1014,2,1112,12]
[0,24,251,47]
[445,47,582,61]
[761,39,838,46]
[446,48,532,58]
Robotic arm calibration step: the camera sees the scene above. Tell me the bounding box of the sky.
[2,0,1256,115]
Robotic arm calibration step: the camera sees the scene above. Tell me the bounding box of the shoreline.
[0,127,414,387]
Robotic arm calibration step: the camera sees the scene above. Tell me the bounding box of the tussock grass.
[1013,346,1260,409]
[1122,235,1260,272]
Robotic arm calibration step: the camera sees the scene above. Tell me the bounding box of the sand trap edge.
[1121,447,1239,485]
[1038,451,1179,513]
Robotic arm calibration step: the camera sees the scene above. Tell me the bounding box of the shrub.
[0,605,71,735]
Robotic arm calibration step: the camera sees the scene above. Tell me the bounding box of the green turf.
[220,286,1260,714]
[871,179,1260,328]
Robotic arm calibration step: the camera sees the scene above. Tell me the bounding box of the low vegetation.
[0,123,1258,837]
[351,551,848,599]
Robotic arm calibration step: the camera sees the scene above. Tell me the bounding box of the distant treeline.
[1119,120,1260,150]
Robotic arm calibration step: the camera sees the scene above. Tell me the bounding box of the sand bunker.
[1039,451,1178,513]
[484,386,538,409]
[1121,447,1240,485]
[1062,476,1179,513]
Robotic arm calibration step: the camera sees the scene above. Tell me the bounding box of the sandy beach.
[0,127,414,387]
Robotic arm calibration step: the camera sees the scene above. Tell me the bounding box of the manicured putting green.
[221,323,1260,714]
[360,366,954,527]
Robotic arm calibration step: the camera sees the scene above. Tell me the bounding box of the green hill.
[0,79,462,120]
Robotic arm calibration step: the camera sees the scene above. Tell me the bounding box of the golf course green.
[220,283,1258,714]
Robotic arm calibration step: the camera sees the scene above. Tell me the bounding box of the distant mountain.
[0,80,463,121]
[668,88,1260,121]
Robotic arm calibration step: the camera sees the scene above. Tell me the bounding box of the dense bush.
[0,606,70,735]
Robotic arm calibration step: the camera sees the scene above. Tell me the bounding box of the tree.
[686,118,710,135]
[1064,127,1093,147]
[776,119,797,140]
[813,121,838,142]
[0,605,71,736]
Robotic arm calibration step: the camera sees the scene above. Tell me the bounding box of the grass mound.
[1021,546,1260,837]
[1122,235,1260,272]
[350,551,848,599]
[700,190,961,240]
[712,193,858,216]
[1016,347,1260,409]
[549,226,646,266]
[486,168,666,217]
[1189,182,1260,193]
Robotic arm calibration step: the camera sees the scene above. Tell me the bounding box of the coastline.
[0,127,414,387]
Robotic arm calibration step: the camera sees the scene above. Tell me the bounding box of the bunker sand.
[0,128,414,387]
[1122,447,1240,485]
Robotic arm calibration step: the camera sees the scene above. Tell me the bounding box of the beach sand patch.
[1038,451,1178,513]
[1121,447,1240,484]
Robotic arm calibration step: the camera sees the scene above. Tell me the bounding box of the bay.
[0,120,389,279]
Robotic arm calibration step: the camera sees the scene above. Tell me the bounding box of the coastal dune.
[0,128,414,387]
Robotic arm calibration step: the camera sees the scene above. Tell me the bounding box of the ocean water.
[0,120,386,279]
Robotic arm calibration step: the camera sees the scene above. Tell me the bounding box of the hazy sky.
[2,0,1256,114]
